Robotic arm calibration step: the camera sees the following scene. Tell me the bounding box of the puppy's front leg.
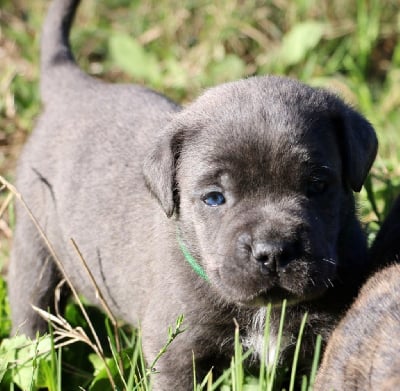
[8,211,63,337]
[142,321,231,390]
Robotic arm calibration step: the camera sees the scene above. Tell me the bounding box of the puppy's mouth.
[244,287,302,307]
[242,285,327,308]
[211,244,337,307]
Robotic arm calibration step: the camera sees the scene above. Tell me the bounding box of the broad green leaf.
[0,335,52,390]
[279,22,325,66]
[88,353,104,377]
[108,33,161,84]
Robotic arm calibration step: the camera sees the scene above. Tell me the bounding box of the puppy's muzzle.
[251,240,302,275]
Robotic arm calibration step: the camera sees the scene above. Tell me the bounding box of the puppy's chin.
[210,266,331,308]
[243,286,328,308]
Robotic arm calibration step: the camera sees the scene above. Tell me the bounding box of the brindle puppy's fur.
[315,264,400,390]
[8,0,377,389]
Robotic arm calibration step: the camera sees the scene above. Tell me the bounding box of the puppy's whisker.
[321,258,336,265]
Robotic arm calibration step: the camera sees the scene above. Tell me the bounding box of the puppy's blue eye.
[202,191,225,207]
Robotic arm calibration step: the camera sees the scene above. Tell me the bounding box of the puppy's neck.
[241,307,284,368]
[177,231,209,282]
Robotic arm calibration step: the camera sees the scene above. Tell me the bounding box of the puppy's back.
[314,264,400,390]
[24,0,180,185]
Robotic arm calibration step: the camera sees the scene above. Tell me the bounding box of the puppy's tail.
[40,0,88,104]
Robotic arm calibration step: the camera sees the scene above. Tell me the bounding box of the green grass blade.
[288,312,308,391]
[234,322,243,390]
[301,374,308,391]
[267,300,287,391]
[57,348,62,391]
[308,334,322,390]
[258,304,272,391]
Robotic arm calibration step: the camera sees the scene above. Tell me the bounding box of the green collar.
[177,233,209,282]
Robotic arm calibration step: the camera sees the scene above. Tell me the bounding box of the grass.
[1,0,400,389]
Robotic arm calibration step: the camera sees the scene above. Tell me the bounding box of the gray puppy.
[8,0,378,389]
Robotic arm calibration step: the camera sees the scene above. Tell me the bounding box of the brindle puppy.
[315,264,400,390]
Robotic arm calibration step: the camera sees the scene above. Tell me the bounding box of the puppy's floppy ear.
[336,105,378,192]
[143,125,183,217]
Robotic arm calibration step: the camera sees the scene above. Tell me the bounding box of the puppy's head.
[144,76,377,305]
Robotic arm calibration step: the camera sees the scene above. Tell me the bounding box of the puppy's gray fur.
[8,0,378,389]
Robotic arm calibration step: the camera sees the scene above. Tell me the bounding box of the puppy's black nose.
[252,241,298,272]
